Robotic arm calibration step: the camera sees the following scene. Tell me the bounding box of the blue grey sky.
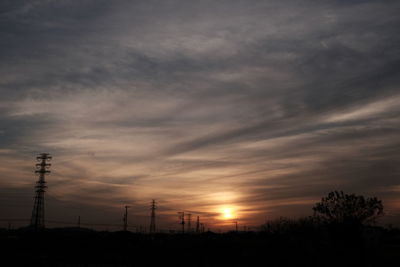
[0,0,399,230]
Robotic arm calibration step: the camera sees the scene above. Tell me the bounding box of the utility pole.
[178,212,185,233]
[123,205,130,231]
[187,213,192,233]
[149,199,156,234]
[77,216,81,229]
[196,216,200,233]
[30,153,51,229]
[234,220,238,232]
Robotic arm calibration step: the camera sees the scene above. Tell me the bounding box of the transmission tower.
[30,153,51,229]
[149,199,156,234]
[187,213,192,232]
[196,216,200,233]
[178,212,185,233]
[123,205,130,231]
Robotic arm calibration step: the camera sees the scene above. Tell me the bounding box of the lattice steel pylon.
[187,213,192,232]
[178,212,185,233]
[149,199,156,234]
[123,205,130,231]
[196,216,200,233]
[30,153,52,229]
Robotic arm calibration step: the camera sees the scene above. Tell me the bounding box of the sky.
[0,0,399,231]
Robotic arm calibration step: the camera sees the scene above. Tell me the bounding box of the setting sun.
[222,208,234,219]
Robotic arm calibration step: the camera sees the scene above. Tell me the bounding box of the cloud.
[0,0,400,229]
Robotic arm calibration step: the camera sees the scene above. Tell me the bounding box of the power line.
[0,218,122,227]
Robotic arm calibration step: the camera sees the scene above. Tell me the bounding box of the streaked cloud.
[0,0,399,230]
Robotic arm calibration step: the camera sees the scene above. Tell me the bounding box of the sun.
[218,206,238,221]
[222,208,234,219]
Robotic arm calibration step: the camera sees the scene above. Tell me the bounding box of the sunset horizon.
[1,0,399,233]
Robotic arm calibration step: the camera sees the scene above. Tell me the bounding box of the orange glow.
[220,207,235,220]
[223,208,233,219]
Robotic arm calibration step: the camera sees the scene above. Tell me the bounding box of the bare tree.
[313,191,383,225]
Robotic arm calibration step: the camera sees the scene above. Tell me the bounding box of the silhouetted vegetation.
[0,192,398,267]
[313,190,384,226]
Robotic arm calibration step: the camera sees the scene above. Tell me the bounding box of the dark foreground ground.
[1,226,399,267]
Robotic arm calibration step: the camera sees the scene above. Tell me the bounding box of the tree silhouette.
[313,191,383,225]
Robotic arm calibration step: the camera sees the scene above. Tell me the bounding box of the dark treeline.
[1,191,399,266]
